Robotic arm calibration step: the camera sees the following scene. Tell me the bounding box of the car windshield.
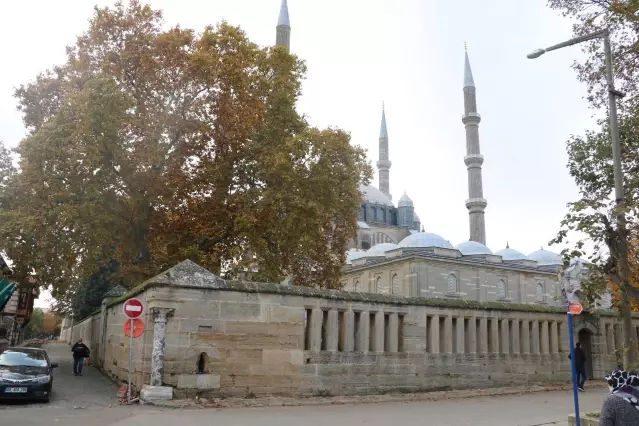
[0,350,48,368]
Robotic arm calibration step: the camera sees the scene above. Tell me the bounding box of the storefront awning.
[0,280,17,313]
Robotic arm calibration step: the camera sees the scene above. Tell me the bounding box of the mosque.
[274,1,564,306]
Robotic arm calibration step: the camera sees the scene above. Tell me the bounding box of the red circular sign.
[123,298,144,319]
[123,319,145,338]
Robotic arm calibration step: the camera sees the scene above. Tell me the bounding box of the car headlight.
[35,375,51,384]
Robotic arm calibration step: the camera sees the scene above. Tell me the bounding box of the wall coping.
[101,260,632,317]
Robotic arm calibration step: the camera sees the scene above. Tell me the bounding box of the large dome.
[495,247,528,261]
[528,248,562,266]
[399,232,454,249]
[456,240,493,255]
[360,184,393,207]
[366,243,400,257]
[346,248,366,264]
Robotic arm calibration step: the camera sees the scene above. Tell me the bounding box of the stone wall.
[61,260,635,398]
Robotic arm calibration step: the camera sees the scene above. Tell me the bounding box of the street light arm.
[544,29,609,53]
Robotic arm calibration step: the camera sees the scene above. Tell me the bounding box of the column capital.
[152,307,175,323]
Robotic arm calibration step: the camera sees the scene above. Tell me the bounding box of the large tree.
[0,0,371,304]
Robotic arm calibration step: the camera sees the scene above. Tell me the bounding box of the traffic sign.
[569,303,583,316]
[123,319,145,338]
[123,298,144,319]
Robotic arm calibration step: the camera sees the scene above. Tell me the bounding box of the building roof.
[528,248,562,266]
[494,247,528,261]
[277,0,290,27]
[365,243,400,257]
[464,49,475,88]
[399,232,454,249]
[380,104,388,139]
[360,184,394,207]
[398,192,413,207]
[456,240,493,255]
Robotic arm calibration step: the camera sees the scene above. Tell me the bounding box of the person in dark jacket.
[71,339,90,376]
[598,369,639,426]
[568,342,587,391]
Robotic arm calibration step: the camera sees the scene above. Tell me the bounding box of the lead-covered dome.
[399,232,454,249]
[528,248,562,266]
[398,193,414,207]
[366,243,399,257]
[346,248,366,264]
[495,247,528,261]
[456,240,493,255]
[359,184,393,207]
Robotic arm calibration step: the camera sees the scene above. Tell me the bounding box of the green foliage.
[23,308,44,340]
[71,260,122,321]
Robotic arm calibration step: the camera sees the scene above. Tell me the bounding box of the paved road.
[1,343,608,426]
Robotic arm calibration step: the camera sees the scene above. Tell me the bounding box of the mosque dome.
[366,243,400,257]
[346,248,366,264]
[399,232,454,249]
[398,193,414,207]
[456,240,493,255]
[359,184,393,207]
[528,248,563,266]
[495,247,529,261]
[414,212,420,222]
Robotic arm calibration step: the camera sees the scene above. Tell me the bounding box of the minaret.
[462,46,487,245]
[377,104,392,199]
[276,0,291,52]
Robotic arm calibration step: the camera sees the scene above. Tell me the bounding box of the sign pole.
[128,319,133,404]
[568,312,581,426]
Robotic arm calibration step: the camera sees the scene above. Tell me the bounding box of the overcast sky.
[0,1,597,307]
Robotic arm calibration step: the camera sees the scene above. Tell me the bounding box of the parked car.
[0,347,58,402]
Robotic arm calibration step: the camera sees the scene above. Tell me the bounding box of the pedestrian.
[568,342,587,391]
[598,369,639,426]
[71,339,90,376]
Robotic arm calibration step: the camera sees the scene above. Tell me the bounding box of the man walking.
[569,342,587,391]
[71,339,90,376]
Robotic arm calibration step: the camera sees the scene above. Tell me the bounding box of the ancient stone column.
[444,316,453,354]
[309,309,323,350]
[500,319,509,354]
[479,317,488,354]
[373,312,385,352]
[540,320,549,354]
[429,315,440,354]
[550,321,559,354]
[521,320,530,354]
[355,311,369,352]
[456,317,465,354]
[388,313,399,353]
[490,318,499,354]
[326,309,339,352]
[531,321,540,354]
[342,311,355,352]
[468,316,477,353]
[511,319,520,355]
[559,321,569,353]
[150,307,175,387]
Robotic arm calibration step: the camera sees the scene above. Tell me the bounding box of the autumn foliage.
[0,1,372,306]
[608,240,639,312]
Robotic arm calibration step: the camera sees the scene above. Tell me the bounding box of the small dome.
[414,212,421,222]
[399,232,454,249]
[495,247,529,261]
[528,248,562,266]
[346,248,366,264]
[359,184,393,207]
[398,192,414,207]
[456,240,493,255]
[366,243,400,257]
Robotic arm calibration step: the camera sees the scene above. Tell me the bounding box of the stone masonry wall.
[64,261,636,398]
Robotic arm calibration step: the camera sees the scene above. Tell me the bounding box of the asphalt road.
[0,343,609,426]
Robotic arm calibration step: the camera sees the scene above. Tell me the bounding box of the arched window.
[197,352,208,374]
[536,283,545,302]
[447,274,458,295]
[376,277,388,294]
[392,274,400,295]
[354,280,360,292]
[497,279,506,299]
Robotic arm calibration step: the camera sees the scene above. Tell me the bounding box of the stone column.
[456,317,465,354]
[532,321,540,354]
[308,309,323,350]
[388,313,399,353]
[512,319,520,355]
[479,317,488,354]
[521,320,530,354]
[355,311,369,352]
[500,319,509,354]
[150,307,175,387]
[429,315,440,354]
[373,312,385,352]
[468,316,477,353]
[326,309,339,352]
[540,320,549,354]
[490,318,499,354]
[559,321,569,353]
[342,311,355,352]
[444,316,453,354]
[550,321,559,354]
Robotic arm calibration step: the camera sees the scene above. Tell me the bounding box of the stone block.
[140,385,173,402]
[220,302,262,320]
[177,374,221,389]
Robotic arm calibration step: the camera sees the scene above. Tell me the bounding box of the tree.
[0,141,15,211]
[0,0,371,303]
[70,260,122,320]
[24,308,44,340]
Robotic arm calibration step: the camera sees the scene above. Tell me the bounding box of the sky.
[0,1,598,307]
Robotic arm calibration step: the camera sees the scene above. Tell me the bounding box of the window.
[536,283,545,302]
[447,273,458,295]
[196,352,208,374]
[392,274,400,295]
[354,280,360,292]
[497,279,506,299]
[376,277,388,294]
[0,350,48,368]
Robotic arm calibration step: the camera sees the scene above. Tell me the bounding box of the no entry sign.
[123,298,144,319]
